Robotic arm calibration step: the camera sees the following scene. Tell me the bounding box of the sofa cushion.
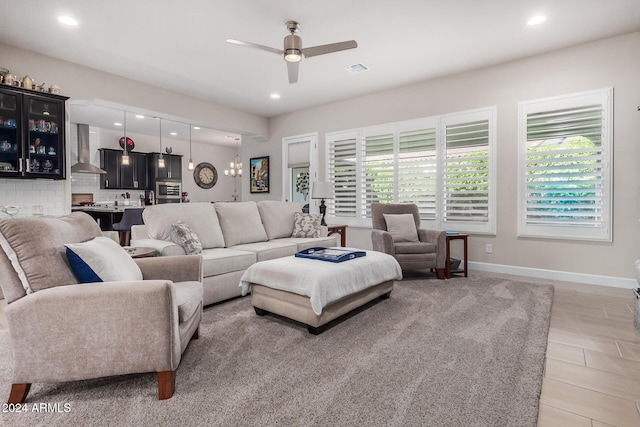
[200,248,256,276]
[230,241,297,262]
[0,212,103,296]
[215,202,268,247]
[143,203,225,249]
[65,236,143,283]
[172,280,203,323]
[257,200,302,239]
[292,212,321,238]
[383,213,419,242]
[170,221,202,255]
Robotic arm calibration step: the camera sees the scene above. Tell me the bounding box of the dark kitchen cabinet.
[99,148,148,190]
[99,148,120,189]
[121,151,147,190]
[148,153,182,181]
[0,86,68,180]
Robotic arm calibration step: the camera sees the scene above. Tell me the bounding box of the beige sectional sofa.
[131,201,339,306]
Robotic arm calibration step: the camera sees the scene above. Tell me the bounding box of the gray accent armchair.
[0,213,203,403]
[371,203,446,278]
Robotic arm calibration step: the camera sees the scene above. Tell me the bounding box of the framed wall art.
[250,156,270,193]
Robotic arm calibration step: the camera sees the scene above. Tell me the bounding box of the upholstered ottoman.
[240,249,402,334]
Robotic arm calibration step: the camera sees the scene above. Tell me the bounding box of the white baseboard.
[467,261,637,289]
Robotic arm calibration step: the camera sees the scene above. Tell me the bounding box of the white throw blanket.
[240,249,403,316]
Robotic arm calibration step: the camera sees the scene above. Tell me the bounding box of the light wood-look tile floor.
[0,275,638,425]
[535,278,640,427]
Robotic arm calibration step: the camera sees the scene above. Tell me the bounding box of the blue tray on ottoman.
[295,247,366,263]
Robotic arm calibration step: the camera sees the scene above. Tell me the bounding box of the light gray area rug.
[0,275,553,427]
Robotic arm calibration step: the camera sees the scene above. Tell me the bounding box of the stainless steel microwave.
[156,181,181,202]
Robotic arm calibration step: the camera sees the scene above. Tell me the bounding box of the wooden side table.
[445,234,468,278]
[327,225,347,247]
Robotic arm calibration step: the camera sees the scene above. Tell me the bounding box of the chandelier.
[225,139,242,177]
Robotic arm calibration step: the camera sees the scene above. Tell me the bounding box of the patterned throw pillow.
[170,220,202,255]
[291,212,321,238]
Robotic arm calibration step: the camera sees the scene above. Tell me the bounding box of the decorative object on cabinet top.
[118,137,135,151]
[0,67,62,94]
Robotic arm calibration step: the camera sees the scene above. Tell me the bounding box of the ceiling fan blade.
[287,61,299,84]
[226,39,284,56]
[302,40,358,58]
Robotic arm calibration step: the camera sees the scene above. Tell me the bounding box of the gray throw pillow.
[383,213,419,242]
[292,212,321,238]
[170,221,202,255]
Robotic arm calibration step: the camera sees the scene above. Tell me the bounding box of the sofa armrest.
[371,229,396,255]
[130,224,150,240]
[418,229,446,268]
[130,238,186,256]
[135,255,203,283]
[6,280,182,383]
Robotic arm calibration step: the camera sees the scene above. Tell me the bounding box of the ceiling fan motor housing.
[284,34,302,61]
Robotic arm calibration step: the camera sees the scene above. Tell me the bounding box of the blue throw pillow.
[65,236,143,283]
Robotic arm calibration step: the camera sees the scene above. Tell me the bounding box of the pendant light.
[224,138,242,177]
[158,118,165,168]
[188,124,194,170]
[121,110,130,166]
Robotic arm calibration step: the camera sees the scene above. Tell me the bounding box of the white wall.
[259,31,640,280]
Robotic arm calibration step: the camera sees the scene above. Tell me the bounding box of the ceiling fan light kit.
[227,20,357,83]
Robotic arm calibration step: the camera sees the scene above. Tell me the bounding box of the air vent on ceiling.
[345,63,369,74]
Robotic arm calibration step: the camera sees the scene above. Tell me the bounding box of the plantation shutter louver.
[518,88,612,241]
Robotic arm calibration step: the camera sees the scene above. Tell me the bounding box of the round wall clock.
[193,162,218,189]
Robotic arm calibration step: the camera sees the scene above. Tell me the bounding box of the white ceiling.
[2,0,640,122]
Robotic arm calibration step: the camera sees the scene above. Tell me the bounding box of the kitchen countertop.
[72,205,143,213]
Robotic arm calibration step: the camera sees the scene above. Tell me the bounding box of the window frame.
[517,88,613,241]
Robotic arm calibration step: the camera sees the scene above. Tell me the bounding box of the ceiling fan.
[226,21,358,84]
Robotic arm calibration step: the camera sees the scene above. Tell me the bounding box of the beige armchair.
[371,203,446,278]
[0,212,203,403]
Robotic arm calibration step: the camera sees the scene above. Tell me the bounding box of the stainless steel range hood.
[71,123,106,174]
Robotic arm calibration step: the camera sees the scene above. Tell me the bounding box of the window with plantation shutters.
[363,130,394,218]
[328,134,358,218]
[398,127,437,221]
[518,88,612,241]
[442,113,493,233]
[326,108,495,233]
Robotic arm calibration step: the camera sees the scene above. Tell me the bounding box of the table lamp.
[311,182,334,226]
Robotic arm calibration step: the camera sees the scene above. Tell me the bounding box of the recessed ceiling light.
[170,132,177,136]
[527,15,546,26]
[58,16,79,26]
[270,93,281,99]
[113,122,122,126]
[135,114,144,119]
[193,126,200,130]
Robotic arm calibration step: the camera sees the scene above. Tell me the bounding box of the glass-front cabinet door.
[0,90,22,177]
[25,94,66,179]
[0,85,68,180]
